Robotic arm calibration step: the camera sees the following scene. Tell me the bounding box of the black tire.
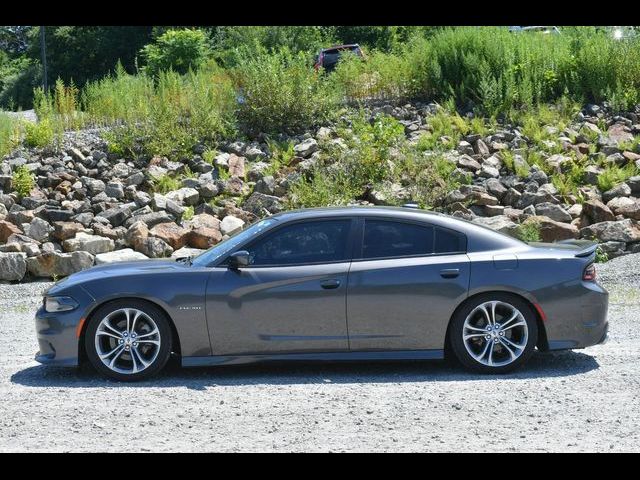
[449,293,538,374]
[84,300,173,381]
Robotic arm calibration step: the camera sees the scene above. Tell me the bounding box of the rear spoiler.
[556,239,598,258]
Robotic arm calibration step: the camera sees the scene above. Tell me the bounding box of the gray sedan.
[34,206,609,381]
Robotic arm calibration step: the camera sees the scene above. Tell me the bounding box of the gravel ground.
[1,257,639,452]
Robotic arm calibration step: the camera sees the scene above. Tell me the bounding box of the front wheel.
[449,294,538,373]
[85,300,173,381]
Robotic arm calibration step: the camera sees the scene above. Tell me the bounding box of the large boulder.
[165,187,199,206]
[533,216,579,242]
[227,154,246,177]
[95,249,149,265]
[51,221,88,241]
[0,220,22,243]
[26,251,94,278]
[63,232,115,255]
[534,203,572,223]
[0,252,27,281]
[149,222,190,250]
[581,199,616,225]
[24,217,53,243]
[293,138,318,158]
[220,215,245,236]
[472,215,519,236]
[135,237,174,258]
[188,227,222,249]
[580,219,640,243]
[242,192,283,216]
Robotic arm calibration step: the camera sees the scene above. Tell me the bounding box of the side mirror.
[227,250,250,269]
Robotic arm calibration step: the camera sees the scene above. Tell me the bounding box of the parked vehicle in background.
[509,26,561,35]
[609,26,637,40]
[314,44,365,73]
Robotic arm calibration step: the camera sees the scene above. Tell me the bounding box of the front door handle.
[440,268,460,279]
[320,279,341,289]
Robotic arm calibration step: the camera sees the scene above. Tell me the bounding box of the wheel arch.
[444,289,549,359]
[78,297,182,364]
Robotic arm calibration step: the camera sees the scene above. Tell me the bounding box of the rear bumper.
[544,281,609,351]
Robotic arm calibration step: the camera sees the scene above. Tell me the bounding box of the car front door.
[346,218,470,352]
[205,218,355,355]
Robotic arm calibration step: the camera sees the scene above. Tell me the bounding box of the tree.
[139,28,211,76]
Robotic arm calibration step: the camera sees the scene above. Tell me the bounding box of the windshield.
[190,217,279,267]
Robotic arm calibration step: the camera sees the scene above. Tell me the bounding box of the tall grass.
[0,112,22,157]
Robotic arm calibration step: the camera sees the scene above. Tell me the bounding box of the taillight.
[583,263,596,281]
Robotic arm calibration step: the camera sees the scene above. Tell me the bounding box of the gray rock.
[104,181,125,199]
[94,248,149,265]
[220,215,245,236]
[165,187,199,206]
[293,138,318,158]
[25,217,53,243]
[602,183,632,203]
[63,232,115,255]
[472,216,519,236]
[580,219,640,242]
[255,176,276,196]
[136,236,174,258]
[534,203,572,223]
[457,155,481,171]
[0,252,27,281]
[243,192,283,216]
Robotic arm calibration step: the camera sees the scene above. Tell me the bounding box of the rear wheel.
[449,294,538,373]
[85,300,172,381]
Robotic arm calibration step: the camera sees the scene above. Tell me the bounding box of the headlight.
[44,296,78,312]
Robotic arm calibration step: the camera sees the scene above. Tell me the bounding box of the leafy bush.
[24,117,54,147]
[152,174,181,194]
[234,49,340,135]
[140,29,211,77]
[182,205,194,221]
[597,163,639,193]
[11,165,35,198]
[515,218,542,243]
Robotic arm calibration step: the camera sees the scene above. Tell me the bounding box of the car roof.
[269,206,524,252]
[321,44,360,52]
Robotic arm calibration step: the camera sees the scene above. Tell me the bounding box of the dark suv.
[314,44,365,73]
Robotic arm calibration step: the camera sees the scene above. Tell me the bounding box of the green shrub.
[11,165,35,198]
[140,29,211,77]
[595,244,609,263]
[182,205,194,221]
[597,163,639,192]
[24,117,54,147]
[234,48,340,135]
[152,174,181,194]
[515,218,542,243]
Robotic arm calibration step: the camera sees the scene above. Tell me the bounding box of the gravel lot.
[1,256,639,452]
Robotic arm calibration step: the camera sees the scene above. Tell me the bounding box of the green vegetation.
[515,218,542,243]
[597,163,640,193]
[152,174,181,194]
[24,117,54,147]
[182,205,195,221]
[140,29,211,78]
[11,165,35,198]
[289,113,465,209]
[234,49,341,135]
[595,245,610,264]
[0,112,21,156]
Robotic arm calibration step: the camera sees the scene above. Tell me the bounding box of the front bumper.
[34,287,94,367]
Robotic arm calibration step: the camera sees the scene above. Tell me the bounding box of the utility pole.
[40,26,47,92]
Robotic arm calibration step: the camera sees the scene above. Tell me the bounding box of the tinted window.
[435,227,466,254]
[247,220,351,266]
[362,220,434,259]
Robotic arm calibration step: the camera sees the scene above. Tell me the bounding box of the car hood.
[45,259,188,296]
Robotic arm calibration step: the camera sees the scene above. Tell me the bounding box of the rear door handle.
[440,268,460,279]
[320,279,341,289]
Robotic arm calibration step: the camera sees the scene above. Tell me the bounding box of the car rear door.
[346,217,470,351]
[205,217,356,355]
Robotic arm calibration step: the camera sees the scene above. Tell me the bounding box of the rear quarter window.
[435,226,467,254]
